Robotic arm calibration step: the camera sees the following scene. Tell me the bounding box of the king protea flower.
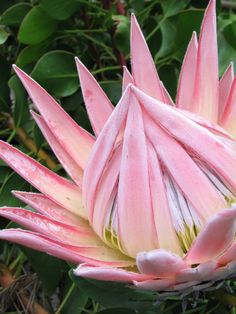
[1,0,236,292]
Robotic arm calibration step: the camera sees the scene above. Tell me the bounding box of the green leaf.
[16,44,47,68]
[0,28,9,45]
[101,81,121,105]
[129,0,145,12]
[159,64,177,99]
[0,3,32,26]
[155,19,176,59]
[21,247,63,295]
[223,20,236,50]
[39,0,81,20]
[0,0,18,15]
[70,272,158,312]
[174,9,204,60]
[0,55,11,112]
[0,167,11,184]
[161,0,190,18]
[33,123,45,150]
[60,280,88,314]
[18,6,58,45]
[145,17,162,57]
[0,172,29,207]
[113,15,130,55]
[97,310,136,314]
[31,51,79,97]
[8,75,29,127]
[218,32,236,76]
[62,92,93,132]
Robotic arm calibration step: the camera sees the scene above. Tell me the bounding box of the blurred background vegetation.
[0,0,236,313]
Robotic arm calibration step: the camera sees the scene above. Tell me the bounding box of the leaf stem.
[55,283,75,314]
[57,29,107,34]
[2,113,57,170]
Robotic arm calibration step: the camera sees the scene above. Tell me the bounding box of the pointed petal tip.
[12,64,24,76]
[130,10,165,101]
[131,12,135,19]
[75,57,87,76]
[11,190,20,196]
[122,65,129,74]
[204,0,216,20]
[191,0,218,121]
[131,13,141,34]
[130,84,136,92]
[30,110,39,118]
[30,110,43,125]
[74,57,89,74]
[11,190,26,200]
[130,84,142,96]
[123,82,133,94]
[205,0,216,12]
[192,31,197,41]
[122,67,134,93]
[75,56,115,136]
[74,56,83,69]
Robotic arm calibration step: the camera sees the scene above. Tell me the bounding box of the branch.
[222,1,236,10]
[0,263,49,314]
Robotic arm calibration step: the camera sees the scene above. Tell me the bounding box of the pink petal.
[144,114,226,221]
[0,229,134,267]
[12,191,88,228]
[0,207,101,246]
[91,146,121,238]
[206,260,236,282]
[186,207,236,264]
[83,86,131,220]
[122,66,133,93]
[220,77,236,137]
[74,264,153,282]
[192,0,219,122]
[131,14,164,101]
[181,110,234,140]
[133,279,174,291]
[147,144,182,255]
[136,249,187,278]
[117,94,158,257]
[175,261,216,283]
[176,32,198,111]
[13,65,94,169]
[0,141,86,218]
[217,241,236,265]
[219,63,234,119]
[131,86,236,193]
[75,58,114,136]
[32,111,83,186]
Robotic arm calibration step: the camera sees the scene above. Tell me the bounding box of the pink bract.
[0,0,236,291]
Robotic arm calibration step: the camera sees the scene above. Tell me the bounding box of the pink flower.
[0,0,236,291]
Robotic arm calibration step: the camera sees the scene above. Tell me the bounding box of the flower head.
[1,0,236,292]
